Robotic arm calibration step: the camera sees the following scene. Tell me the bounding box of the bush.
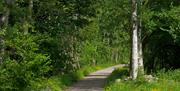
[0,27,51,91]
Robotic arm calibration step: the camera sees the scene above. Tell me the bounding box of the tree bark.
[0,7,10,64]
[23,0,33,34]
[130,0,139,80]
[0,37,4,64]
[4,8,10,27]
[138,19,144,77]
[28,0,33,21]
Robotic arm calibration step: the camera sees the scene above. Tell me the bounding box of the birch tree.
[138,19,144,76]
[137,0,144,77]
[130,0,139,80]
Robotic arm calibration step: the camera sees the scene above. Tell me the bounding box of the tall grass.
[105,69,180,91]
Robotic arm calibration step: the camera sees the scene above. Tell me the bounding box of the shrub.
[0,27,51,91]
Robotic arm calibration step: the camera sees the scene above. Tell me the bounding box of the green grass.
[25,63,118,91]
[105,69,180,91]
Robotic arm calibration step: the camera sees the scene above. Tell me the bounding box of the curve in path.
[65,64,127,91]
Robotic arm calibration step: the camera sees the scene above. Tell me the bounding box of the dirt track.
[65,64,127,91]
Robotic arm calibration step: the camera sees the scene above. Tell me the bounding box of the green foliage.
[98,0,130,64]
[25,65,107,91]
[105,69,180,91]
[1,0,180,90]
[142,1,180,72]
[105,80,180,91]
[156,69,180,81]
[106,68,129,86]
[0,0,140,90]
[0,26,51,91]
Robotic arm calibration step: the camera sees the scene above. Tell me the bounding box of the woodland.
[0,0,180,91]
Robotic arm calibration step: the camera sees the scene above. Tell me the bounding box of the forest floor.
[65,64,127,91]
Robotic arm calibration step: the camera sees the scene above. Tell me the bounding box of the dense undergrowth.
[105,68,180,91]
[36,64,116,91]
[0,0,130,90]
[22,65,100,91]
[0,0,180,90]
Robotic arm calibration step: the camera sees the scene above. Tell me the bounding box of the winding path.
[65,64,127,91]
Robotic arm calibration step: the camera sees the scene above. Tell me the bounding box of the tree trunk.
[4,8,10,27]
[28,0,33,21]
[0,37,4,64]
[138,19,144,77]
[112,48,118,63]
[23,0,33,34]
[130,0,139,80]
[0,7,10,64]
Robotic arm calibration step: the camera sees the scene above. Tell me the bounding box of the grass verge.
[26,63,118,91]
[105,68,180,91]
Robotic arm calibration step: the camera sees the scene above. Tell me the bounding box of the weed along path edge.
[65,64,127,91]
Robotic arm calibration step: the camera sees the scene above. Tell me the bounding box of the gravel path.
[65,64,127,91]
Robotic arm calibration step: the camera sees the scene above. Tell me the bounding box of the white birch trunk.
[138,20,144,76]
[130,0,139,80]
